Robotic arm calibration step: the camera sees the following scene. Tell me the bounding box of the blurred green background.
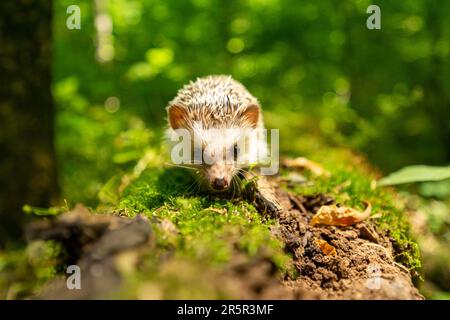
[54,0,449,205]
[52,0,450,298]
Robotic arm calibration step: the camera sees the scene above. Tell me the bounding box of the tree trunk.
[0,0,57,245]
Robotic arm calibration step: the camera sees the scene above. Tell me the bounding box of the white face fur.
[189,122,266,191]
[167,119,268,192]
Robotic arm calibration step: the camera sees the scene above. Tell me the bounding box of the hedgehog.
[165,75,268,193]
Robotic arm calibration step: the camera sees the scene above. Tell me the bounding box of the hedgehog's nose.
[212,178,228,190]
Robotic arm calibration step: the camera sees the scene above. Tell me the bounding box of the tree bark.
[0,0,58,245]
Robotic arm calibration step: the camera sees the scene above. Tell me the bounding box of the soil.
[245,177,423,299]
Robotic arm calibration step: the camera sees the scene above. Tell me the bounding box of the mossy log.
[23,172,422,300]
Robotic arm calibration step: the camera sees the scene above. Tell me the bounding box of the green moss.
[118,167,292,290]
[118,167,193,214]
[0,241,62,299]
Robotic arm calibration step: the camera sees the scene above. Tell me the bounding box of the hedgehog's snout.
[212,177,229,191]
[205,161,234,192]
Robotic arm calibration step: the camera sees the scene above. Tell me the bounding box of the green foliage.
[378,165,450,186]
[54,0,450,204]
[0,241,62,299]
[22,204,67,217]
[419,180,450,199]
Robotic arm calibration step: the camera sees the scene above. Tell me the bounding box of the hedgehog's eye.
[233,144,239,161]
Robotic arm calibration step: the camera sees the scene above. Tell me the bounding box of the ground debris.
[246,176,423,300]
[310,202,372,227]
[314,238,337,256]
[282,157,330,177]
[27,204,152,299]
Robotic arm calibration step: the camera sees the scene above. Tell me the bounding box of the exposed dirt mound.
[248,177,423,299]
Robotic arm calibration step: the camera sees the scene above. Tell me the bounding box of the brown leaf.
[314,238,337,256]
[310,202,372,227]
[282,157,330,177]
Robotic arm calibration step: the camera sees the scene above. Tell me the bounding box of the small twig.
[288,193,307,214]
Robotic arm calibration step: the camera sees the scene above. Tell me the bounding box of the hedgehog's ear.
[242,104,260,128]
[168,105,188,129]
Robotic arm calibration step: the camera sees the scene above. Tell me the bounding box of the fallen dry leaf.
[310,202,372,227]
[282,157,330,177]
[281,172,308,185]
[314,238,337,256]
